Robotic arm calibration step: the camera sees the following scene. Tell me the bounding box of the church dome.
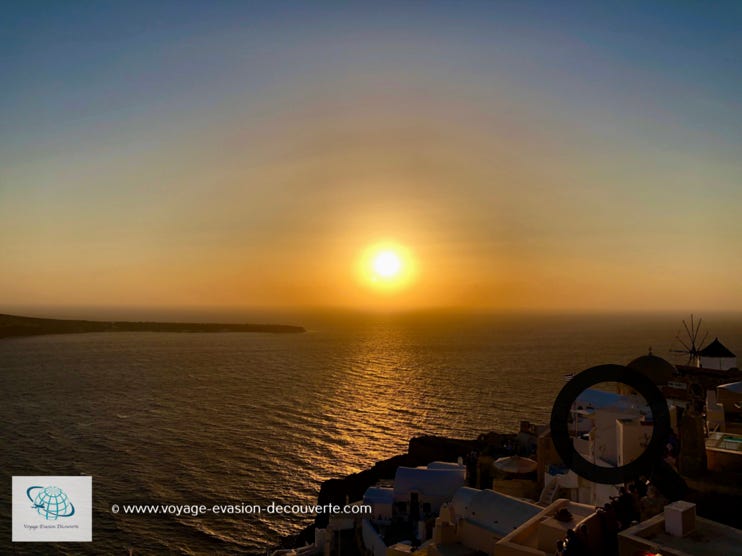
[627,350,676,385]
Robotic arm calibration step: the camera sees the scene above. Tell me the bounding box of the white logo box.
[12,476,92,542]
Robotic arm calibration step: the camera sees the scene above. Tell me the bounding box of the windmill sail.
[670,314,707,367]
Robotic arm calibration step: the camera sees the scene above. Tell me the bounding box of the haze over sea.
[2,311,740,554]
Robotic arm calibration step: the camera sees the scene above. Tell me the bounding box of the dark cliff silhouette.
[0,313,305,338]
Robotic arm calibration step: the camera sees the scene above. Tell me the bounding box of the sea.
[1,311,740,555]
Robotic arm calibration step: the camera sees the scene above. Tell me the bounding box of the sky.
[1,1,741,315]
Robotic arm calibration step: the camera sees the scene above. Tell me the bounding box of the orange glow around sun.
[358,242,416,292]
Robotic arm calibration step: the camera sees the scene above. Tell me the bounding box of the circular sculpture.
[550,364,671,484]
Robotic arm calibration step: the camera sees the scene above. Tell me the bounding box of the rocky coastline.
[276,431,520,549]
[0,313,305,338]
[275,428,742,551]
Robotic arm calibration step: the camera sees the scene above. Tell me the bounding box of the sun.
[358,242,416,291]
[373,251,402,279]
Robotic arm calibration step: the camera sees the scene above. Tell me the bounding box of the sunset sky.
[2,2,741,314]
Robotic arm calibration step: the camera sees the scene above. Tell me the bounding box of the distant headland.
[0,313,305,339]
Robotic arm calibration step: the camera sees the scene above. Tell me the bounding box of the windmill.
[670,314,708,367]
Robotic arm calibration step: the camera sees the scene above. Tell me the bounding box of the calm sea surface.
[2,312,740,554]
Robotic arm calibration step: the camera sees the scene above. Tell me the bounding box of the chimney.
[664,501,696,537]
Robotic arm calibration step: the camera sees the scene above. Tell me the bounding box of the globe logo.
[26,485,76,520]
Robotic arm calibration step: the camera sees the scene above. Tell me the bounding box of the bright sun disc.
[373,251,402,278]
[358,242,416,292]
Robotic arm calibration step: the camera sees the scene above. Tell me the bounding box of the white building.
[432,487,542,553]
[494,498,596,556]
[699,338,737,371]
[363,486,393,523]
[572,388,652,467]
[393,463,466,518]
[619,500,742,556]
[542,388,654,507]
